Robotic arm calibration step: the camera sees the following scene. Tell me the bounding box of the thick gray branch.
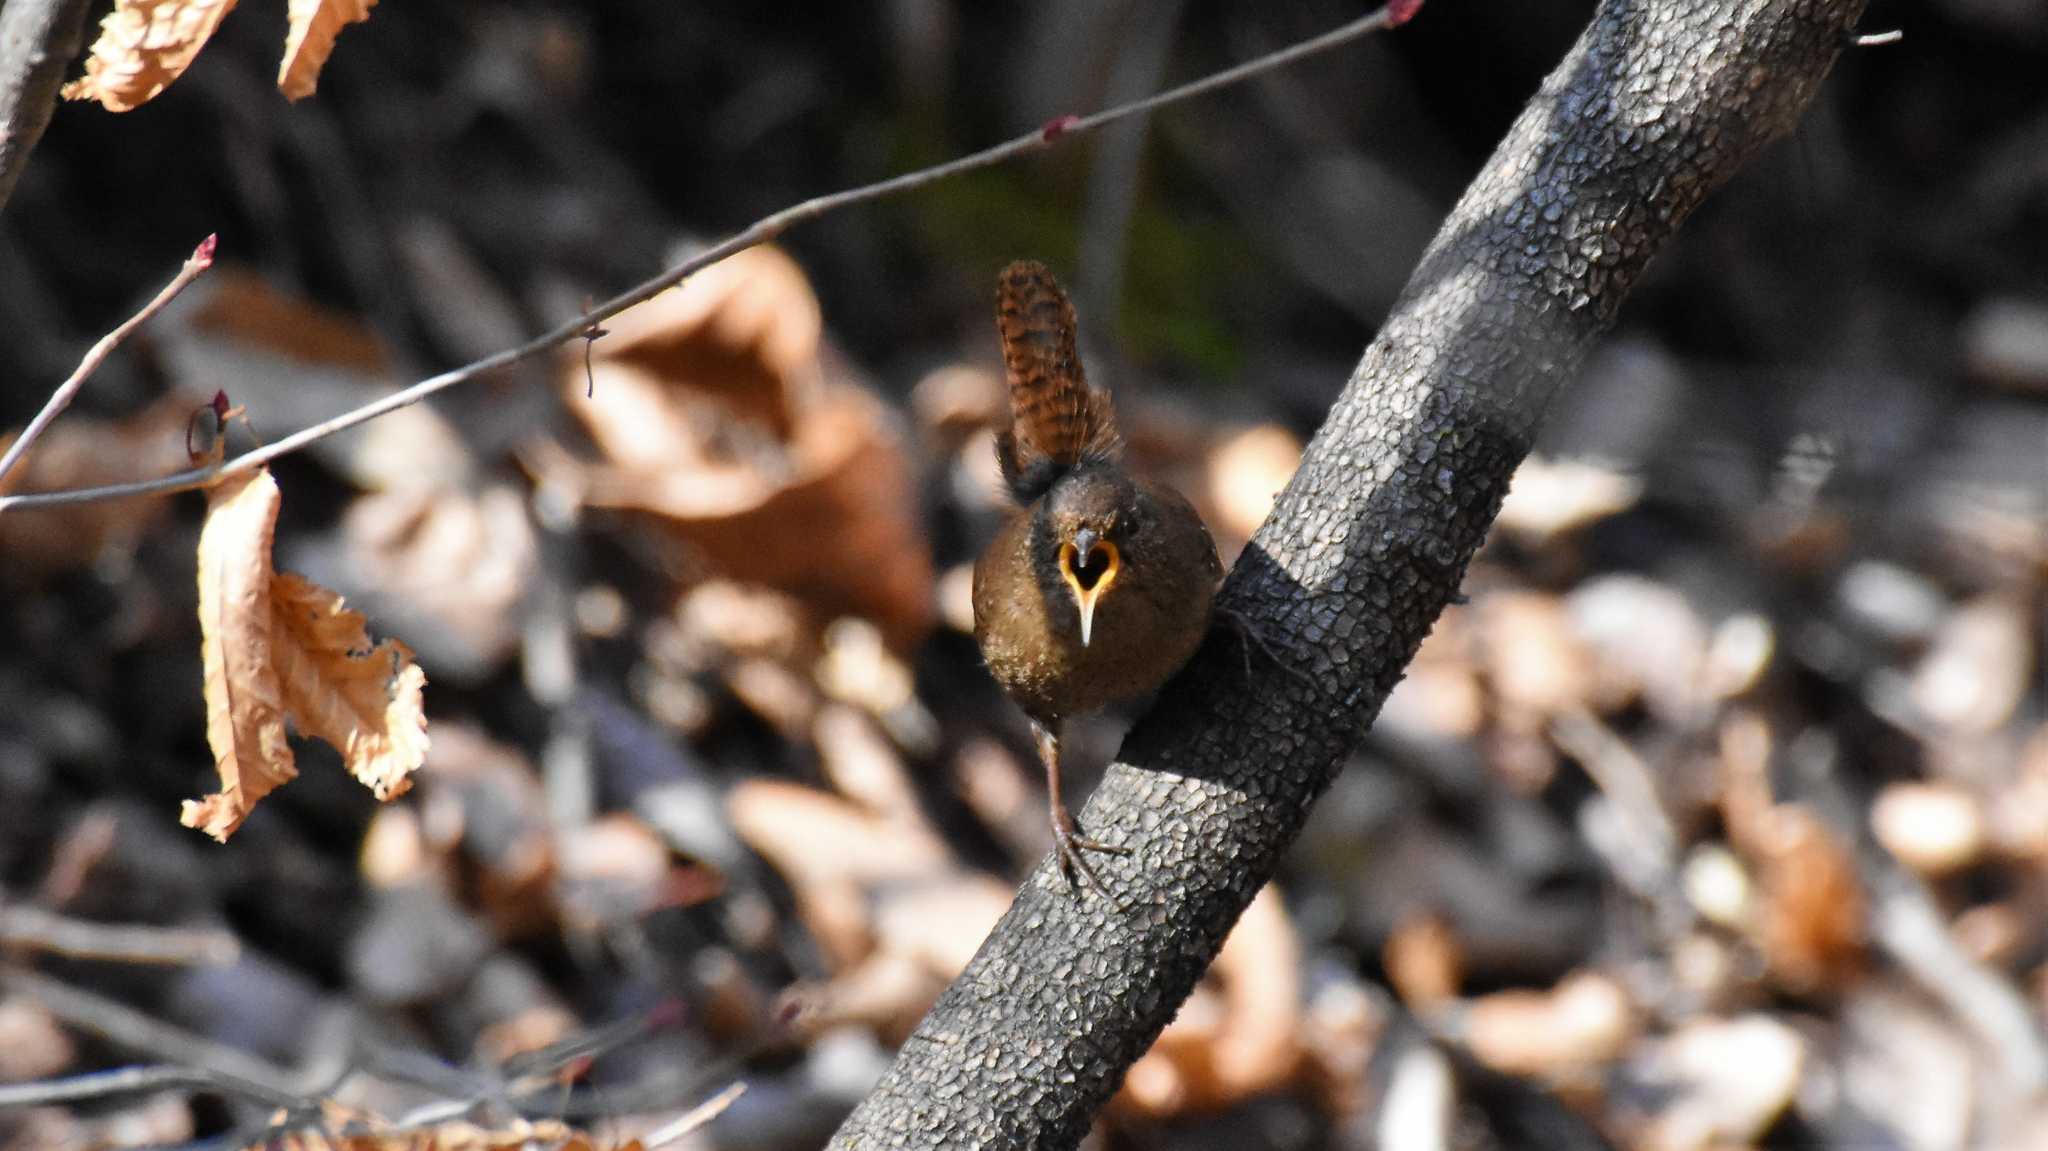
[0,0,91,214]
[830,1,1867,1147]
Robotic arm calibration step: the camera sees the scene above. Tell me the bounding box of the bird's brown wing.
[993,260,1121,500]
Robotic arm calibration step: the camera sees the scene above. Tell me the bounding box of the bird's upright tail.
[993,260,1121,501]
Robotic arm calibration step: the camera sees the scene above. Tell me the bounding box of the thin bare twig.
[0,904,241,966]
[0,234,216,495]
[643,1081,748,1149]
[0,3,1415,514]
[0,967,310,1104]
[1549,708,1683,897]
[0,1064,309,1113]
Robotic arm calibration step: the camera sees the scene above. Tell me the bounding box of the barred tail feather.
[994,260,1120,500]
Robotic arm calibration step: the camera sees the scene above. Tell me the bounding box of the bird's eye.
[1060,539,1119,592]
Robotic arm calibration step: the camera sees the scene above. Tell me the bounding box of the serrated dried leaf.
[279,0,377,101]
[271,571,428,801]
[183,468,427,841]
[60,0,240,112]
[185,468,293,841]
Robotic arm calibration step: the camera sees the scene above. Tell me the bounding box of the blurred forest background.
[1,1,2045,1148]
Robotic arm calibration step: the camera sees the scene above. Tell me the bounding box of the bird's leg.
[1214,605,1318,690]
[1032,719,1130,896]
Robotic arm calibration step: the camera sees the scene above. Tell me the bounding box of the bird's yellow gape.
[1059,532,1120,647]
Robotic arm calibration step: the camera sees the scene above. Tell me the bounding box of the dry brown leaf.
[1752,805,1867,994]
[187,469,294,841]
[726,656,817,739]
[1719,712,1867,994]
[814,705,918,822]
[279,0,377,100]
[183,469,427,841]
[411,723,556,936]
[1910,593,2033,734]
[725,779,948,892]
[327,485,537,677]
[872,875,1015,979]
[1384,908,1464,1009]
[1998,726,2048,860]
[726,778,952,970]
[61,0,239,111]
[1464,970,1637,1079]
[679,579,810,661]
[181,269,389,374]
[270,571,428,801]
[555,814,676,910]
[910,363,1005,439]
[586,386,933,648]
[252,1110,618,1151]
[1115,885,1305,1119]
[0,396,192,581]
[567,247,932,648]
[579,245,821,445]
[781,952,938,1045]
[788,874,1014,1043]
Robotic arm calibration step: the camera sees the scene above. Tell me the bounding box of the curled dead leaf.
[586,381,932,648]
[61,0,240,112]
[580,245,821,445]
[567,248,931,648]
[186,469,294,840]
[183,469,428,841]
[270,571,428,801]
[280,0,377,100]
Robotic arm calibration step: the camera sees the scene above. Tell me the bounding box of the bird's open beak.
[1059,527,1119,648]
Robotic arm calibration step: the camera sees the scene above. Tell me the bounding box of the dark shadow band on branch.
[828,1,1869,1147]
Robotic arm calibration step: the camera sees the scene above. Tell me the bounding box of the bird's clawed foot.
[1050,800,1130,903]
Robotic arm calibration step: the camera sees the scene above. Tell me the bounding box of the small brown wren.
[972,260,1223,892]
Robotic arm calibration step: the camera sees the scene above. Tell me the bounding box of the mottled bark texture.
[0,0,92,214]
[830,2,1867,1147]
